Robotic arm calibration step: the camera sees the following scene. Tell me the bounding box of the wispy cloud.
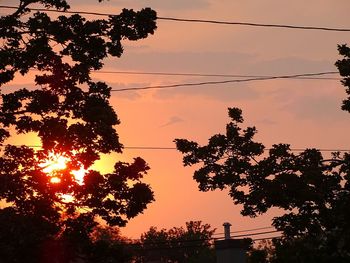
[160,116,184,127]
[71,0,210,11]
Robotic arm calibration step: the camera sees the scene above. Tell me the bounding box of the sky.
[1,0,350,238]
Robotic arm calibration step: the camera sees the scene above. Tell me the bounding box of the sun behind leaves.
[39,151,87,184]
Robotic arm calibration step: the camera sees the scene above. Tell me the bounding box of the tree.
[175,46,350,262]
[136,221,216,263]
[89,225,134,263]
[0,1,157,261]
[247,240,274,263]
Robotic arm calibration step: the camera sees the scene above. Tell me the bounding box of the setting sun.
[39,152,87,185]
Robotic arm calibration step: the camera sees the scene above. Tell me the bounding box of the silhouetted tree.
[247,240,274,263]
[89,225,134,263]
[136,221,216,263]
[175,46,350,262]
[0,1,156,262]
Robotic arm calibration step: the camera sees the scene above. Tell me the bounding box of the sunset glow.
[2,0,349,240]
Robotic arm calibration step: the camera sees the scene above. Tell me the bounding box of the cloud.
[103,52,335,102]
[280,93,347,122]
[71,0,210,11]
[257,118,277,125]
[105,50,256,73]
[248,57,334,75]
[119,0,211,10]
[103,50,262,101]
[160,116,184,127]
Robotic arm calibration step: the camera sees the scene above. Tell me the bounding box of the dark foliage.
[89,226,134,263]
[135,221,216,263]
[0,1,157,262]
[175,46,350,262]
[336,44,350,112]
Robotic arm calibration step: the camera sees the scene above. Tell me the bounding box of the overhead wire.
[130,235,283,250]
[1,144,350,152]
[232,230,281,239]
[1,69,341,97]
[91,70,340,80]
[125,230,282,247]
[102,234,283,250]
[24,68,339,80]
[23,69,340,84]
[0,7,345,93]
[110,72,340,92]
[252,236,282,242]
[20,68,339,81]
[213,226,275,236]
[1,5,350,32]
[156,16,350,32]
[0,6,343,91]
[127,147,350,152]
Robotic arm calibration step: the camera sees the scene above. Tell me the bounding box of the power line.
[233,226,275,233]
[124,147,350,153]
[128,230,281,247]
[213,226,274,236]
[1,71,340,93]
[129,233,273,247]
[1,144,350,152]
[110,72,339,92]
[1,5,349,32]
[127,237,282,251]
[252,235,282,242]
[26,68,340,81]
[107,235,284,250]
[157,16,350,32]
[232,230,280,239]
[284,148,350,152]
[91,70,340,80]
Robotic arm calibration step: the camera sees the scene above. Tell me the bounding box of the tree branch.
[321,159,345,164]
[11,1,30,17]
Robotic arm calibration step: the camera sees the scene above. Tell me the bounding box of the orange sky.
[1,0,350,238]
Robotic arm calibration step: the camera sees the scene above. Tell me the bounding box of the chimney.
[215,223,252,263]
[223,222,232,240]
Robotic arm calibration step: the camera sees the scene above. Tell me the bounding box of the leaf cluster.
[336,44,350,112]
[0,1,157,261]
[0,2,156,84]
[136,221,216,263]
